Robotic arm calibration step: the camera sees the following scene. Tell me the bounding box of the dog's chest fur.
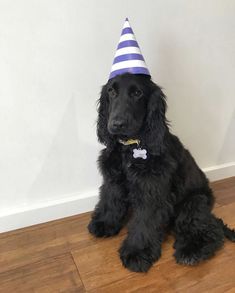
[120,145,161,182]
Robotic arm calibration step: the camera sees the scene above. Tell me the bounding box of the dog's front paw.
[88,219,121,237]
[119,242,160,272]
[174,248,200,265]
[174,243,210,265]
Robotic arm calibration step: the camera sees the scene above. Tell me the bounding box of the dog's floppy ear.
[144,82,168,155]
[97,85,116,149]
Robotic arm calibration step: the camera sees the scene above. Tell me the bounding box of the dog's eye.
[131,89,143,98]
[107,87,117,99]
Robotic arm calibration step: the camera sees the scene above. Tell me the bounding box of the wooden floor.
[0,177,234,293]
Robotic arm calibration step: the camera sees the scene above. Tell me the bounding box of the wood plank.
[72,234,129,291]
[0,212,122,274]
[88,271,174,293]
[0,213,129,274]
[213,202,235,227]
[0,213,124,273]
[0,254,85,293]
[0,213,92,273]
[211,176,235,206]
[210,177,235,190]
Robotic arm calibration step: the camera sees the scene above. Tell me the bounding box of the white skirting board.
[0,192,99,233]
[0,162,234,233]
[203,162,235,181]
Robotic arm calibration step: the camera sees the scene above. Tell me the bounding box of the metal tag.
[133,148,147,160]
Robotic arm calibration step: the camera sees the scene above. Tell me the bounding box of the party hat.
[109,18,150,80]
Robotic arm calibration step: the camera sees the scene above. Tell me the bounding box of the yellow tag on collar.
[119,139,140,146]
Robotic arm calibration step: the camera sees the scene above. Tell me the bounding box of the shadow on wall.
[28,96,100,202]
[218,109,235,164]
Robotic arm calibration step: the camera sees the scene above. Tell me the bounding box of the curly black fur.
[88,73,235,272]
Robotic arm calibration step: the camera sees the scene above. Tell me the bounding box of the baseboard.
[0,191,99,233]
[0,162,234,233]
[203,162,235,181]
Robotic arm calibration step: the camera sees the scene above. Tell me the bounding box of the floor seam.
[70,251,87,292]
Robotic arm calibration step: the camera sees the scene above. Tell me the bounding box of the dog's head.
[97,73,168,154]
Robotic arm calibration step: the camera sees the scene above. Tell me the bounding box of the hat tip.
[125,17,129,21]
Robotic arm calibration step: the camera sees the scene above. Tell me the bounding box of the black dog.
[88,73,235,272]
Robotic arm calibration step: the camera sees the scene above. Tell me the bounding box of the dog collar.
[118,139,147,160]
[118,139,140,146]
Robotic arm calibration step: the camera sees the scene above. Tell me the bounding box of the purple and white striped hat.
[109,18,151,80]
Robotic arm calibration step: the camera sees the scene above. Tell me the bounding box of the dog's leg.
[173,194,224,265]
[88,184,128,237]
[88,148,129,237]
[119,177,172,272]
[119,207,165,272]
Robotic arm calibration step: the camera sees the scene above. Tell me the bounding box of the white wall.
[0,0,234,231]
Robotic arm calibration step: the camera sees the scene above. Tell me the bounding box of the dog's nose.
[112,120,126,130]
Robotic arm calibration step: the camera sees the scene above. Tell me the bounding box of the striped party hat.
[109,18,150,80]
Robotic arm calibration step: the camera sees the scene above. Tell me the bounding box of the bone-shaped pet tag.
[133,148,147,159]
